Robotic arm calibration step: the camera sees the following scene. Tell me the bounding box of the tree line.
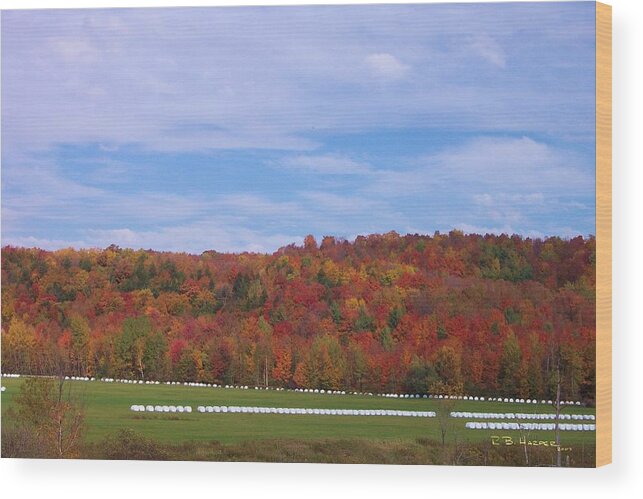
[1,231,596,404]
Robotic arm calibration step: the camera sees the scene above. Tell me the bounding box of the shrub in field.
[101,429,170,461]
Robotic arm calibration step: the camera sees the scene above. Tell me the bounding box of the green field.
[0,377,596,449]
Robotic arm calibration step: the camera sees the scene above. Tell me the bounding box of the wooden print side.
[595,0,612,468]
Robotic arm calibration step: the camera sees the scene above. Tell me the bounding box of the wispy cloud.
[469,35,506,68]
[365,53,410,81]
[276,154,373,175]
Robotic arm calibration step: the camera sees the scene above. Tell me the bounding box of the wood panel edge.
[595,0,612,468]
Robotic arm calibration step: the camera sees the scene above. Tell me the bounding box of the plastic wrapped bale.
[197,406,205,413]
[185,406,192,413]
[130,405,139,412]
[154,405,163,412]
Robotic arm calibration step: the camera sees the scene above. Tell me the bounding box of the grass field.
[0,377,596,450]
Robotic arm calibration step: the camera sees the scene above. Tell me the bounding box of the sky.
[1,2,596,254]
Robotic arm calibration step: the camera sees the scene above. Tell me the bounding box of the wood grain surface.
[596,1,612,468]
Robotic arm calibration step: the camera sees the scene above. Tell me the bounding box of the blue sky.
[1,2,596,254]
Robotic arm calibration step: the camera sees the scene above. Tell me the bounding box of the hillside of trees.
[1,231,596,404]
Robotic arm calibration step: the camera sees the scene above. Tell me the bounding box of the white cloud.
[469,35,506,68]
[1,235,89,250]
[300,191,382,214]
[365,53,410,81]
[455,223,545,239]
[277,154,372,175]
[473,192,545,207]
[50,38,98,63]
[86,223,300,254]
[423,136,593,192]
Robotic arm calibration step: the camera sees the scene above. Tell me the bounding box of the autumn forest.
[1,231,596,405]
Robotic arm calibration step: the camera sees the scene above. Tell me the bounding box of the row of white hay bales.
[451,412,595,421]
[465,421,596,431]
[101,379,579,406]
[131,405,192,413]
[1,373,21,378]
[0,374,583,406]
[195,406,436,417]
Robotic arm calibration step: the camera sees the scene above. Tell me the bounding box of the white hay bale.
[185,406,192,413]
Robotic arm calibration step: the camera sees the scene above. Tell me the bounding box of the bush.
[101,429,170,461]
